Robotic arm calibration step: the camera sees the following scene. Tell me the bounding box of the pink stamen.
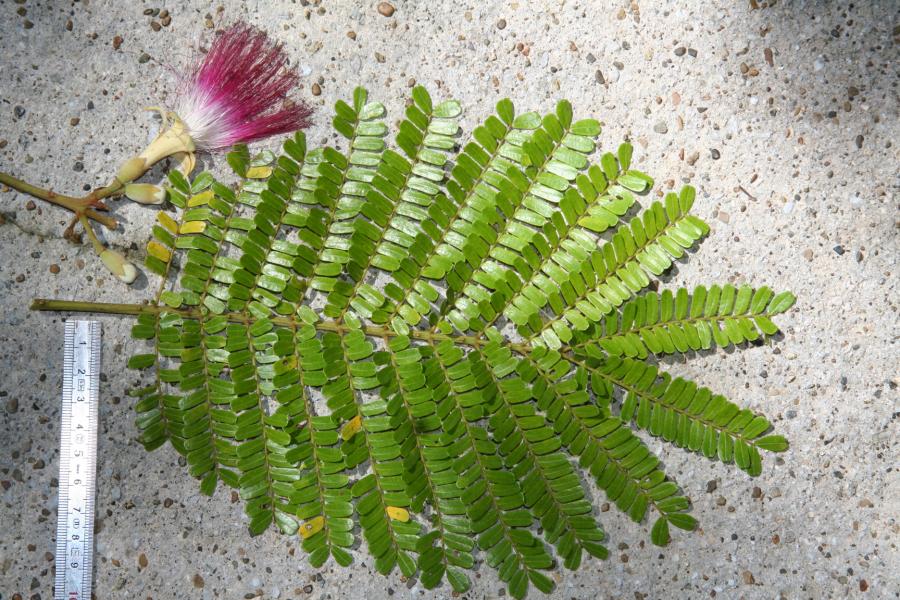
[176,22,313,150]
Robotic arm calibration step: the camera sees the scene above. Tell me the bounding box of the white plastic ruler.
[54,320,101,600]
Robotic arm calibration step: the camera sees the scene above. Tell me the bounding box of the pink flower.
[113,22,313,187]
[1,21,313,288]
[175,22,313,150]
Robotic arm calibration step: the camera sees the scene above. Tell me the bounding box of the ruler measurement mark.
[55,321,101,600]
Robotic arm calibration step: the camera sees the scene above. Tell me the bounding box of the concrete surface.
[1,1,897,599]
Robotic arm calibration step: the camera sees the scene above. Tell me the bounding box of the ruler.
[55,320,101,600]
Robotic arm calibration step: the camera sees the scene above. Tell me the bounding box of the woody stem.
[0,171,118,229]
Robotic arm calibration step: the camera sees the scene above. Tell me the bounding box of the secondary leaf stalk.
[28,299,532,354]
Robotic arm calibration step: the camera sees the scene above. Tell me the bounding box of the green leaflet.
[385,97,541,329]
[110,87,798,598]
[574,284,796,359]
[309,88,386,300]
[326,86,461,322]
[441,101,606,334]
[525,187,710,348]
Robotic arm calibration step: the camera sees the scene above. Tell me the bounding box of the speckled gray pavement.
[1,1,897,599]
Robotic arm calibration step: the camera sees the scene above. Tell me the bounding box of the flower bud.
[100,249,138,284]
[124,183,167,205]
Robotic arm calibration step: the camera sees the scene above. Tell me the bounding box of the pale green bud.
[99,249,138,284]
[124,183,167,205]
